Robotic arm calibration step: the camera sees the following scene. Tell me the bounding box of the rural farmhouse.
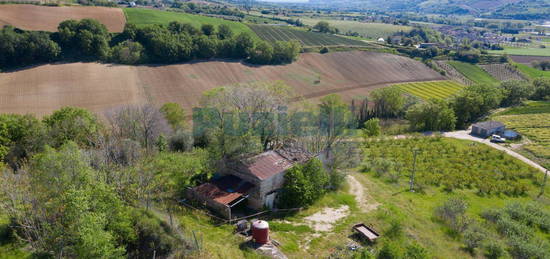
[471,121,505,138]
[188,148,312,219]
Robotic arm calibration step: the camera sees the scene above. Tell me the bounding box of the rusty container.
[251,220,269,244]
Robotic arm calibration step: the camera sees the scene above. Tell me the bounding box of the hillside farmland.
[393,80,465,100]
[248,24,369,46]
[124,8,256,37]
[479,63,527,81]
[300,18,413,40]
[447,61,499,85]
[0,51,444,116]
[0,4,125,32]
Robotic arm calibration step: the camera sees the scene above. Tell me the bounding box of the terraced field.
[393,80,465,100]
[447,61,499,85]
[248,24,369,47]
[479,63,527,81]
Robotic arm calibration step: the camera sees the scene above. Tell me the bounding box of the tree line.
[352,78,550,132]
[0,19,302,70]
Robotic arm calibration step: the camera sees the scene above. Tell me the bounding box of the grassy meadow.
[488,46,550,57]
[514,63,550,79]
[123,8,258,38]
[393,80,465,100]
[448,61,499,85]
[299,18,412,40]
[492,101,550,169]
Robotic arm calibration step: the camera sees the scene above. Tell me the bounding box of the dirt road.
[443,130,547,174]
[346,175,379,212]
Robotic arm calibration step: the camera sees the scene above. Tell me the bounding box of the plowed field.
[0,4,125,32]
[0,51,444,116]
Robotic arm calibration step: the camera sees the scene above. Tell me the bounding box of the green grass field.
[514,63,550,79]
[393,80,465,100]
[448,61,499,85]
[488,46,550,57]
[248,24,369,46]
[492,101,550,169]
[123,8,257,38]
[300,18,412,40]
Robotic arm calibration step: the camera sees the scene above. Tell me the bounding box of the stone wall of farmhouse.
[219,168,287,210]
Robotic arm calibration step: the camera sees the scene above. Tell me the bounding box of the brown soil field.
[0,4,125,32]
[510,55,550,65]
[0,51,444,117]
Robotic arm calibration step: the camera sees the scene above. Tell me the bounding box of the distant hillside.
[306,0,547,19]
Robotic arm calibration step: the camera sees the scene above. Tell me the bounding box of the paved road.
[443,130,547,174]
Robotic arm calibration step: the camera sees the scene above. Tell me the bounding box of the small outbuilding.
[471,121,505,138]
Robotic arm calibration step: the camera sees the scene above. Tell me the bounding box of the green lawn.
[123,8,258,39]
[448,61,499,85]
[393,80,465,100]
[488,46,550,57]
[514,63,550,79]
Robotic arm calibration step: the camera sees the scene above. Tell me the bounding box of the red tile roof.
[193,175,254,205]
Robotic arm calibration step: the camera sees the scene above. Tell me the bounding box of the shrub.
[320,46,329,54]
[463,223,487,253]
[483,240,506,259]
[404,243,429,259]
[111,40,145,64]
[279,158,329,208]
[377,241,404,259]
[434,197,470,233]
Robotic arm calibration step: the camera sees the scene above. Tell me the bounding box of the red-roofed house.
[189,148,312,218]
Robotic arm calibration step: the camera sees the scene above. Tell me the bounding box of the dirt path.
[346,175,379,212]
[443,130,547,174]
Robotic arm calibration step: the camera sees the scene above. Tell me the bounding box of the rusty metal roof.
[192,175,254,205]
[239,151,294,180]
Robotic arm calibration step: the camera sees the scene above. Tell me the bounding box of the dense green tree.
[532,78,550,100]
[193,35,218,59]
[57,19,111,59]
[362,118,381,138]
[371,88,406,118]
[110,40,145,64]
[272,40,301,64]
[279,158,328,208]
[500,80,535,106]
[201,24,215,36]
[0,114,47,168]
[450,84,503,129]
[314,21,337,34]
[43,106,102,147]
[234,33,255,58]
[249,41,274,64]
[168,21,199,35]
[217,24,233,40]
[406,99,456,131]
[0,26,60,68]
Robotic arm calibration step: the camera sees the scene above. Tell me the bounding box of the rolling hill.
[0,51,444,116]
[0,4,126,32]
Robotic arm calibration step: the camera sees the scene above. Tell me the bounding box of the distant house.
[377,38,385,43]
[418,43,438,49]
[471,121,505,138]
[188,148,312,219]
